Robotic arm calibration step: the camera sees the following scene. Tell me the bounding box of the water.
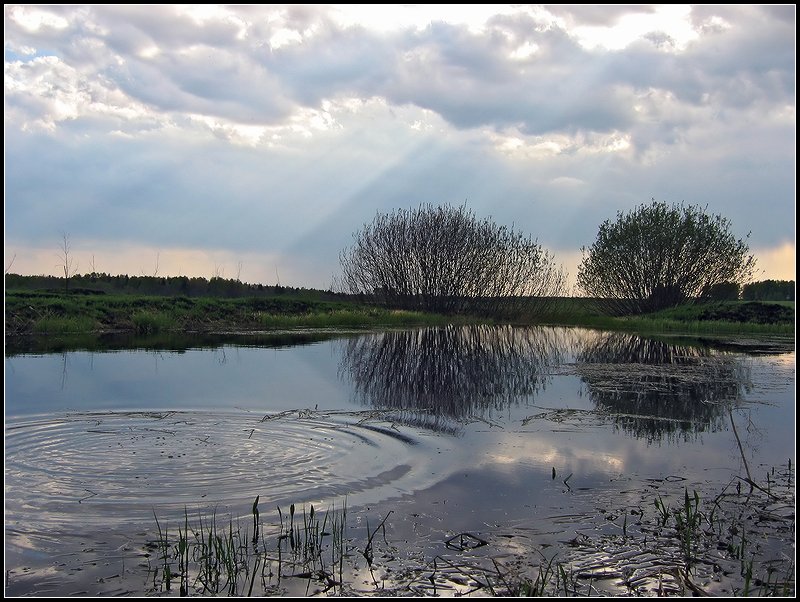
[4,325,795,596]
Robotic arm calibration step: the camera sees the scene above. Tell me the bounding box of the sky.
[4,4,796,291]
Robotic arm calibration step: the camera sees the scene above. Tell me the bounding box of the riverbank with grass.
[4,289,459,336]
[4,288,794,338]
[527,298,795,337]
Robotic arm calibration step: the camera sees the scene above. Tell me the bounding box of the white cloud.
[7,5,69,32]
[571,5,698,51]
[4,4,795,286]
[329,4,523,34]
[509,41,539,60]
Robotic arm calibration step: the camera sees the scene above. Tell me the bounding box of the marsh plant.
[132,310,175,334]
[594,463,795,597]
[503,554,579,597]
[148,498,349,596]
[32,314,97,334]
[277,500,349,588]
[145,461,794,598]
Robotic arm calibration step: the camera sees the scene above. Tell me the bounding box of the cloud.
[5,5,793,138]
[546,5,660,28]
[4,5,795,287]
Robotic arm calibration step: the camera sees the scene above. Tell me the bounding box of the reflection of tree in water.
[339,325,564,422]
[576,332,753,443]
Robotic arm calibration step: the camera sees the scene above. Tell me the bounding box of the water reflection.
[4,330,348,357]
[339,325,758,444]
[6,325,764,446]
[338,325,565,422]
[576,332,753,443]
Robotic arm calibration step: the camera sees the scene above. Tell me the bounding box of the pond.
[4,326,795,596]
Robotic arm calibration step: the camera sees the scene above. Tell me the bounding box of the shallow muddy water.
[5,326,795,596]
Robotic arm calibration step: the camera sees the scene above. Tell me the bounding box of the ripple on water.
[5,410,423,538]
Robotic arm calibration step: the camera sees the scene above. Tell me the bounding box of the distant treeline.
[4,273,794,303]
[741,279,795,301]
[4,272,341,301]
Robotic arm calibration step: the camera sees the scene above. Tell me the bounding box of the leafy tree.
[338,203,566,315]
[577,201,756,314]
[703,282,740,301]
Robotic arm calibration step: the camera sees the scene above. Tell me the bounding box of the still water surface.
[5,326,795,596]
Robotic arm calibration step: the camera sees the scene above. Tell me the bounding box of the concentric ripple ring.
[5,410,420,536]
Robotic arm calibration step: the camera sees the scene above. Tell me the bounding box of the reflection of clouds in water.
[5,330,794,599]
[770,352,796,367]
[483,440,624,473]
[479,432,732,494]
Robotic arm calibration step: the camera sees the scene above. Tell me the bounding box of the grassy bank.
[4,289,458,336]
[4,289,794,337]
[527,298,795,336]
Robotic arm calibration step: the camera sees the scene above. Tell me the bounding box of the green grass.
[32,315,97,334]
[5,289,795,337]
[150,499,349,596]
[132,310,176,334]
[562,316,794,336]
[5,289,468,337]
[257,308,452,329]
[649,300,794,322]
[528,299,794,336]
